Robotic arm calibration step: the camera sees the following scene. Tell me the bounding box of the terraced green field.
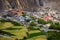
[0,20,47,40]
[27,30,46,40]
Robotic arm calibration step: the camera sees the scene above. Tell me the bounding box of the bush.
[47,20,53,24]
[28,26,39,30]
[30,16,36,20]
[22,12,27,17]
[0,19,7,22]
[38,18,47,24]
[11,21,23,26]
[30,22,36,26]
[39,25,43,28]
[49,24,55,29]
[49,23,60,30]
[47,31,60,40]
[0,19,11,22]
[55,22,59,25]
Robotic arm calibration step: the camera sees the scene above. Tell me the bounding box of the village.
[0,0,60,40]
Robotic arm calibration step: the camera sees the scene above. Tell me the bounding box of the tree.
[47,31,60,40]
[38,18,47,24]
[47,20,53,24]
[30,22,36,26]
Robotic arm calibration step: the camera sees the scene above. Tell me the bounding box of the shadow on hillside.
[28,32,46,39]
[2,27,22,30]
[0,30,15,36]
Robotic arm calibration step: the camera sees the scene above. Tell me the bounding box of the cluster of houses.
[1,9,30,25]
[0,8,60,33]
[25,8,60,22]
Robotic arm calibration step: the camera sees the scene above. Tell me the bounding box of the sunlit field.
[0,19,47,40]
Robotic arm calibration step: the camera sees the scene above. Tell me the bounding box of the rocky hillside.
[0,0,60,12]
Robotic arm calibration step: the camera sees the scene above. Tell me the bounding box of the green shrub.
[38,18,47,24]
[11,21,23,26]
[39,25,43,28]
[0,19,12,22]
[22,12,27,17]
[49,23,60,30]
[28,21,38,30]
[28,26,39,30]
[55,22,59,25]
[30,16,36,20]
[47,20,53,24]
[0,19,7,22]
[49,24,55,29]
[47,31,60,40]
[30,22,36,26]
